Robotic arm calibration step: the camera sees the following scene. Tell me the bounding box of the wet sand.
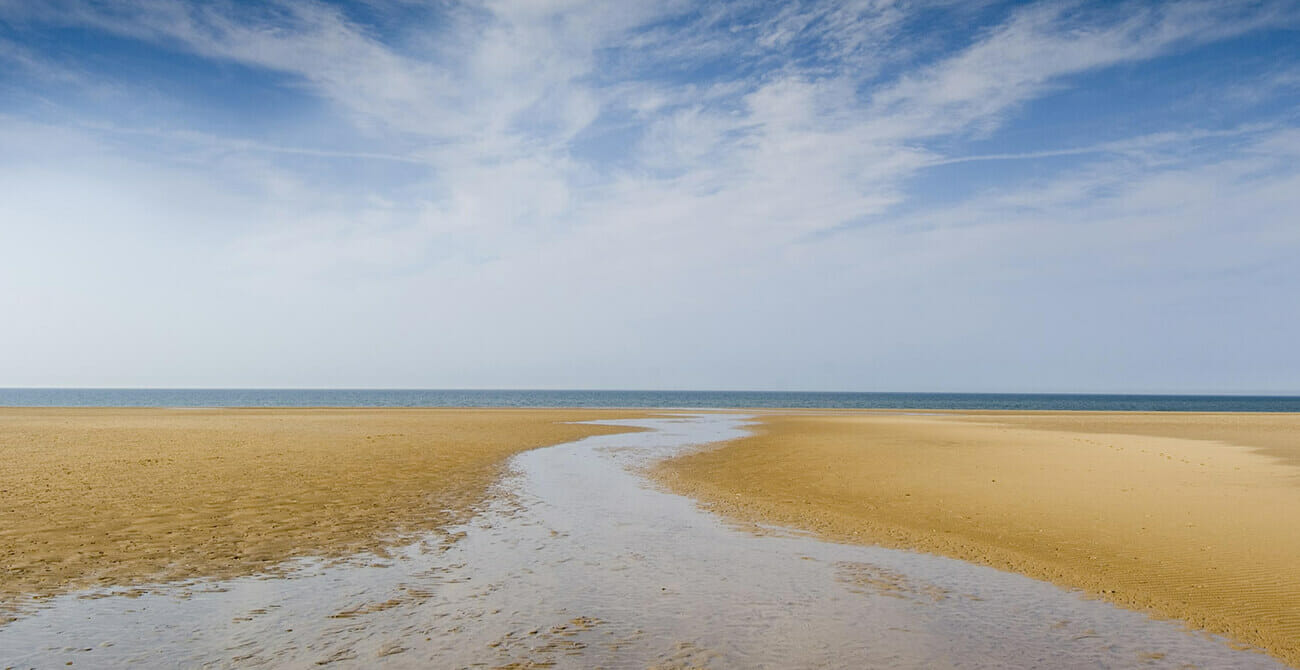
[657,411,1300,667]
[3,414,1283,669]
[0,407,645,611]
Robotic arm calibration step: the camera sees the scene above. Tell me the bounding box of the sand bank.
[656,411,1300,666]
[8,414,1278,669]
[0,407,645,610]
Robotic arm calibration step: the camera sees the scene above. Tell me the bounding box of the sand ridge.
[0,407,648,610]
[656,411,1300,667]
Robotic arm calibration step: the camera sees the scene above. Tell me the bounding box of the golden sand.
[0,407,644,609]
[657,411,1300,666]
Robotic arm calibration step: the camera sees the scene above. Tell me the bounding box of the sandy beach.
[8,412,1276,669]
[0,407,645,611]
[657,411,1300,666]
[4,406,1298,666]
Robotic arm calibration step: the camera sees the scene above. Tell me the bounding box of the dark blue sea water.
[1,389,1297,411]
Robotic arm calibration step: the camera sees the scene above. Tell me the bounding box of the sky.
[1,0,1298,393]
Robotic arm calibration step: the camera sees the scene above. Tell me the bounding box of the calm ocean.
[0,389,1297,411]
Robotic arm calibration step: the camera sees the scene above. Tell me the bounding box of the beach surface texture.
[657,411,1300,667]
[0,407,643,611]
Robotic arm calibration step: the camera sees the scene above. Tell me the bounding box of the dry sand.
[657,411,1300,667]
[0,407,645,611]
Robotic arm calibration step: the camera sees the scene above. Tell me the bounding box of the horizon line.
[3,387,1299,397]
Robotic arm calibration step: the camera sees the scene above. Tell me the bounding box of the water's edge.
[0,414,1285,668]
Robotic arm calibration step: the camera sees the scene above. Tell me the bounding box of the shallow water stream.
[1,414,1286,668]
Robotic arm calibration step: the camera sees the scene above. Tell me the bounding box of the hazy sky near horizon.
[2,0,1299,393]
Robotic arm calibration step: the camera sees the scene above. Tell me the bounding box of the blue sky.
[1,0,1298,392]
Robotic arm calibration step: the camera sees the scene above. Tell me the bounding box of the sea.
[1,389,1298,411]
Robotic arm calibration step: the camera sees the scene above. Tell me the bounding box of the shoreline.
[6,406,1298,664]
[10,413,1278,668]
[656,410,1300,667]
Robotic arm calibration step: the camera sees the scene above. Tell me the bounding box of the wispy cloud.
[1,0,1297,390]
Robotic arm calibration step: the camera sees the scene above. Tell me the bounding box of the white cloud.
[868,1,1294,138]
[1,0,1298,389]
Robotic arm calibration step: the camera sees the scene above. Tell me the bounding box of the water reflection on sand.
[0,415,1285,668]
